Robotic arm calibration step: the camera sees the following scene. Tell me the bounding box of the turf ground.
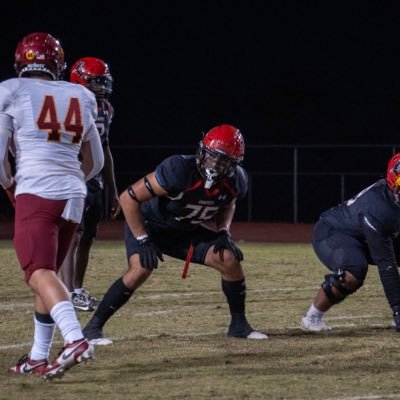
[1,240,400,400]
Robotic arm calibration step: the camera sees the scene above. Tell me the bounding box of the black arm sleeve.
[362,214,400,307]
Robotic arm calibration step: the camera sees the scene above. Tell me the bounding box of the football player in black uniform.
[60,57,120,311]
[83,124,267,344]
[301,153,400,332]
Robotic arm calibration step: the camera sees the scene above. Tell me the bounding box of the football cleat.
[71,292,94,312]
[227,319,268,340]
[41,338,93,380]
[72,290,100,312]
[300,315,332,332]
[8,354,48,375]
[83,321,113,346]
[246,331,269,340]
[86,291,102,308]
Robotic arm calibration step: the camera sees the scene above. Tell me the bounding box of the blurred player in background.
[301,153,400,333]
[60,57,120,311]
[83,124,268,344]
[0,32,104,379]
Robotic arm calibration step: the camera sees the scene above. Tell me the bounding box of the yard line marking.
[134,310,172,316]
[0,342,32,350]
[325,314,377,321]
[0,331,225,351]
[139,286,321,300]
[0,302,32,310]
[0,283,383,307]
[323,393,400,400]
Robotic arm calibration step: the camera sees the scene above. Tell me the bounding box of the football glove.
[213,229,244,262]
[137,236,164,270]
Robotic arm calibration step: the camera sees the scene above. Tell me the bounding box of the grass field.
[1,240,400,400]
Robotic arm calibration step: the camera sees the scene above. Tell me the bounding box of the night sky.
[1,2,400,221]
[1,2,400,146]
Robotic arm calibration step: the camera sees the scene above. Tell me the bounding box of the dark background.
[1,2,400,222]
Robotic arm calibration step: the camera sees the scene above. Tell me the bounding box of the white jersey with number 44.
[0,77,99,199]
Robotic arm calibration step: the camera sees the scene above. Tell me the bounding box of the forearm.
[377,264,400,308]
[103,146,118,194]
[365,227,400,307]
[215,203,236,231]
[81,139,104,181]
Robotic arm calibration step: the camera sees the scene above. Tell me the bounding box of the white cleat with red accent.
[41,338,94,380]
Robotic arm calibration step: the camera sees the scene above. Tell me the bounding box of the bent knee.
[206,249,243,277]
[343,269,366,292]
[322,269,364,304]
[207,249,238,268]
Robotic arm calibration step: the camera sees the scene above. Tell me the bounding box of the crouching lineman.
[301,153,400,333]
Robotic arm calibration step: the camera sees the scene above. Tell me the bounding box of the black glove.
[213,230,244,261]
[393,305,400,332]
[137,236,164,270]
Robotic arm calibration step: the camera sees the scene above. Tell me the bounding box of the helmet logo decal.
[25,50,35,60]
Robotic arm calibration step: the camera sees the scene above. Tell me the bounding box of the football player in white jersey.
[0,32,104,379]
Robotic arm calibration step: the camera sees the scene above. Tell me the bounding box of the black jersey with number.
[96,99,114,146]
[141,155,247,232]
[321,179,400,268]
[87,99,114,191]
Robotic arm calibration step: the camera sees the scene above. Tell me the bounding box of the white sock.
[50,300,84,343]
[30,317,56,361]
[306,304,324,319]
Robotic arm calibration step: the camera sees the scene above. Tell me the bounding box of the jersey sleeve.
[0,113,13,132]
[155,155,192,197]
[82,87,98,133]
[361,212,400,308]
[0,79,17,115]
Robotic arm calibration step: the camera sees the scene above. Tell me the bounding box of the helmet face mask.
[196,124,245,188]
[86,76,113,99]
[14,32,66,80]
[70,57,113,99]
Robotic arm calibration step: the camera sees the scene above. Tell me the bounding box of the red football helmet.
[387,153,400,190]
[14,32,66,80]
[70,57,113,99]
[197,124,245,188]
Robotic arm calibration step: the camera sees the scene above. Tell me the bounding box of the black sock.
[90,277,134,328]
[221,278,246,321]
[35,311,54,324]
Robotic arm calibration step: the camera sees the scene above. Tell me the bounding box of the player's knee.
[210,249,237,269]
[321,269,363,304]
